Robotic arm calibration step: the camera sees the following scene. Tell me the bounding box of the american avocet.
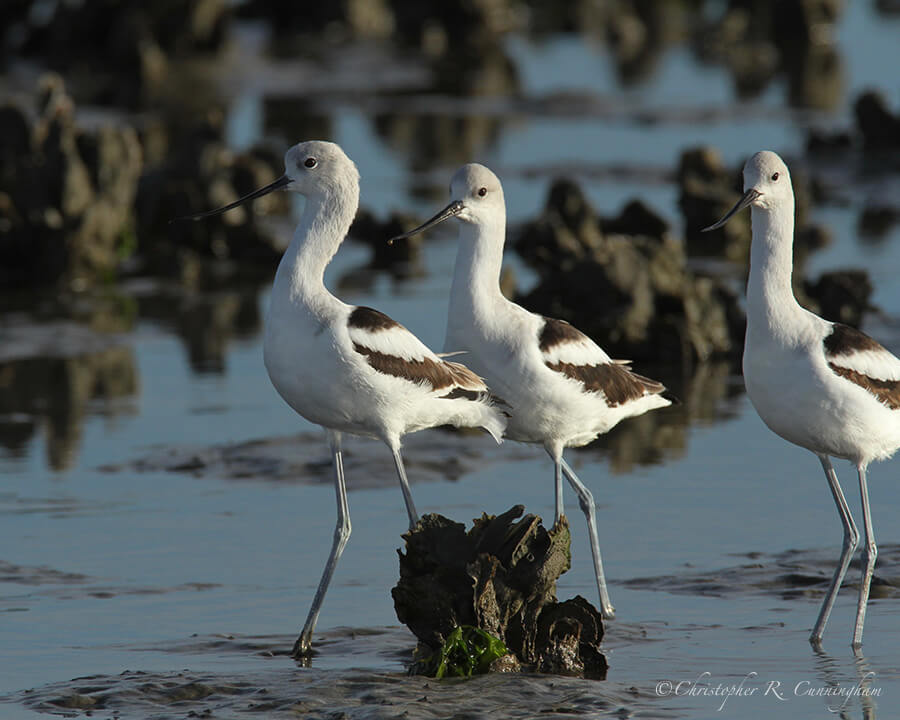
[704,150,900,648]
[392,164,673,619]
[180,142,507,657]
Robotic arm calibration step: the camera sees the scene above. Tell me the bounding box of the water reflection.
[0,346,137,471]
[608,0,691,86]
[373,110,506,175]
[587,360,743,474]
[696,0,844,109]
[136,285,264,374]
[372,44,516,173]
[812,646,878,719]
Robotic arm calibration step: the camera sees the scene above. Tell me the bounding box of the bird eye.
[771,172,779,181]
[304,157,317,168]
[478,187,487,197]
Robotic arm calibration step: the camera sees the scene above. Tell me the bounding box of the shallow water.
[3,2,900,718]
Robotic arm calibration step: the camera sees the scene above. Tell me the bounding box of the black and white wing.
[824,323,900,409]
[538,317,668,407]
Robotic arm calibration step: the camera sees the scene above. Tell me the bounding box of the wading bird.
[704,150,900,647]
[392,163,673,619]
[179,142,506,657]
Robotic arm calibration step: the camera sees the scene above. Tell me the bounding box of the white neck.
[272,186,358,314]
[746,198,805,337]
[447,215,508,337]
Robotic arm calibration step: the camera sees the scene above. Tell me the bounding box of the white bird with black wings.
[704,150,900,647]
[180,141,506,658]
[393,163,673,620]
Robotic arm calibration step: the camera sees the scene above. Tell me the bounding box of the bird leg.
[560,458,615,620]
[292,432,352,658]
[810,454,860,648]
[392,448,419,531]
[554,459,564,526]
[853,464,877,648]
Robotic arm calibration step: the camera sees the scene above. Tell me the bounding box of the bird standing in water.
[181,142,506,657]
[392,163,673,619]
[704,150,900,647]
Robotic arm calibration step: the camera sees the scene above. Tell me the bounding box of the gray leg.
[392,447,419,531]
[853,464,877,648]
[292,431,351,658]
[544,445,565,526]
[554,459,564,525]
[560,457,615,620]
[810,454,860,647]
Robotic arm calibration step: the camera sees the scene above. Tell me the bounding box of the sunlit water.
[2,2,900,718]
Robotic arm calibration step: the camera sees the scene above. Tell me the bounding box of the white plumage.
[393,163,673,619]
[704,149,900,647]
[184,141,506,658]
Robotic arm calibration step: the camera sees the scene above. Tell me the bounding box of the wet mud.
[624,544,900,602]
[100,428,535,489]
[6,631,676,720]
[0,559,220,607]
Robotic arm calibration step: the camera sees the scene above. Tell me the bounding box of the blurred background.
[1,0,899,474]
[2,1,900,718]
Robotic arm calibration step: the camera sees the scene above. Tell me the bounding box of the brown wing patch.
[353,345,485,392]
[824,324,883,357]
[546,360,664,406]
[828,363,900,410]
[348,306,400,332]
[539,317,585,352]
[441,360,488,390]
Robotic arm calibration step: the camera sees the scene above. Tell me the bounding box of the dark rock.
[516,179,603,274]
[349,209,424,274]
[858,205,900,238]
[0,77,142,290]
[2,0,230,108]
[135,114,286,280]
[600,198,670,240]
[678,146,748,261]
[803,270,873,328]
[697,0,844,109]
[854,91,900,150]
[393,506,607,679]
[375,111,506,175]
[806,128,853,154]
[516,177,744,365]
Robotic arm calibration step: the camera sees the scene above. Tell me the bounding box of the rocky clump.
[393,506,607,679]
[854,91,900,151]
[515,179,743,365]
[678,146,748,261]
[348,209,425,276]
[0,76,142,290]
[1,0,229,108]
[804,269,873,329]
[0,75,295,290]
[697,0,844,110]
[807,90,900,154]
[136,112,287,282]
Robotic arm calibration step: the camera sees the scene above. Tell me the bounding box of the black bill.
[171,174,292,222]
[701,188,761,232]
[388,200,464,245]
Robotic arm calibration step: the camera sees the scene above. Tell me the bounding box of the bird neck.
[274,187,358,311]
[746,199,804,334]
[448,217,508,328]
